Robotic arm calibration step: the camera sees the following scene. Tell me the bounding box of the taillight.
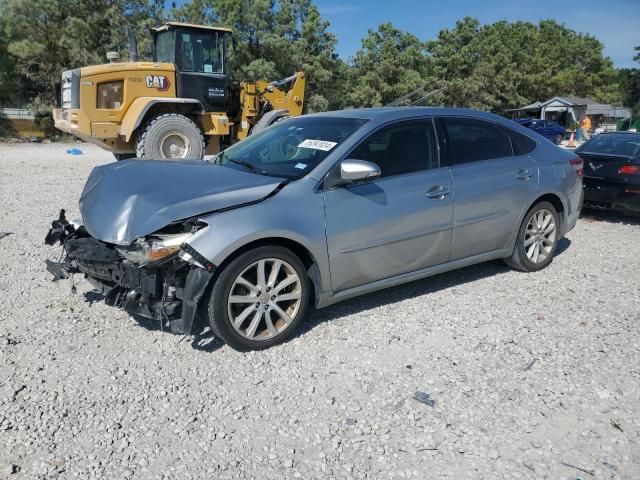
[569,157,583,177]
[619,165,640,175]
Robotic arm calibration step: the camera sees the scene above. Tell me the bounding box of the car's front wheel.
[505,201,560,272]
[207,246,310,351]
[554,133,563,145]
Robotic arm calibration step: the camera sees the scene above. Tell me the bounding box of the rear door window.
[442,117,513,164]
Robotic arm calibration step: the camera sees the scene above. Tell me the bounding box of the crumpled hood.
[79,160,285,245]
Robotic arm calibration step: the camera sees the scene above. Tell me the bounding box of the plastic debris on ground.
[414,391,436,407]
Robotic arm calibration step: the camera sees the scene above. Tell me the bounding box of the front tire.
[554,134,563,145]
[505,201,560,272]
[207,246,310,351]
[136,113,204,160]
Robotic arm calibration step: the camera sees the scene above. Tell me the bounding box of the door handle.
[426,186,450,199]
[516,169,532,180]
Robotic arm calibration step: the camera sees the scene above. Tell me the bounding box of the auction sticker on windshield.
[297,139,337,151]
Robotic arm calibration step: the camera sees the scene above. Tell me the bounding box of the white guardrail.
[1,108,36,120]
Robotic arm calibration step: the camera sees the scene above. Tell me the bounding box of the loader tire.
[251,109,289,135]
[136,113,205,160]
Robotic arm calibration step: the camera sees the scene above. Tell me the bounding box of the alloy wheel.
[227,258,303,341]
[524,208,557,264]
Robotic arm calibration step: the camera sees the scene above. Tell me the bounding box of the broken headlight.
[116,231,193,265]
[97,81,123,109]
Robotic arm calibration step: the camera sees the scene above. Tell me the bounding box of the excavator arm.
[236,71,305,140]
[260,72,305,117]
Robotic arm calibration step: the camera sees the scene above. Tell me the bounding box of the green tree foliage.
[618,68,640,114]
[169,0,344,112]
[345,23,431,107]
[422,17,620,112]
[0,6,25,108]
[626,46,640,114]
[0,0,162,108]
[0,0,635,118]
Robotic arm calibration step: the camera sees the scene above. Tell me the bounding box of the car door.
[537,121,557,141]
[323,119,454,292]
[440,117,539,261]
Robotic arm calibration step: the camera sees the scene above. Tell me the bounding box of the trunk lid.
[578,152,639,182]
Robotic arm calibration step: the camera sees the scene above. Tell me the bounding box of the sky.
[314,0,640,67]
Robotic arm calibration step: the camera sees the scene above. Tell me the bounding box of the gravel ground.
[1,143,639,480]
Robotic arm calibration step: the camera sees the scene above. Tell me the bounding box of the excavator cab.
[151,22,233,113]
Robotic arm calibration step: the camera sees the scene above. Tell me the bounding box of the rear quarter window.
[502,126,537,156]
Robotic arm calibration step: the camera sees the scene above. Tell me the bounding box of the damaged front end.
[45,210,214,335]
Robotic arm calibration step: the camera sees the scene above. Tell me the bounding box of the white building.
[508,97,631,131]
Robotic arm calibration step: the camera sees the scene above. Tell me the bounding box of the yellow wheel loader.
[53,22,305,160]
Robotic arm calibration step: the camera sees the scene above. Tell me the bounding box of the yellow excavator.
[53,22,305,160]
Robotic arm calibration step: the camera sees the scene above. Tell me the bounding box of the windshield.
[216,116,367,179]
[578,134,640,157]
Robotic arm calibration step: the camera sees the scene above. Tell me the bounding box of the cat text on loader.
[53,22,305,160]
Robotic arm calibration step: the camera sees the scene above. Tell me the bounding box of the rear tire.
[207,246,310,351]
[136,113,204,160]
[505,201,560,272]
[554,134,563,145]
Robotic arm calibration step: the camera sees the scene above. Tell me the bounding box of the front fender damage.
[45,209,214,335]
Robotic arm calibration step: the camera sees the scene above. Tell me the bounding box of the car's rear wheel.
[554,133,563,145]
[505,201,560,272]
[207,246,310,351]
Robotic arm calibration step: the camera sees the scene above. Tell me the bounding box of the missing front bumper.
[45,213,213,334]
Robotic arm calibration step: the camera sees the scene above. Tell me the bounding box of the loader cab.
[151,22,232,112]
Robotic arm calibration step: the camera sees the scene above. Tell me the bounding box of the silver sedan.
[46,108,584,350]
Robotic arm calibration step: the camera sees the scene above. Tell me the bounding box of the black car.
[577,132,640,215]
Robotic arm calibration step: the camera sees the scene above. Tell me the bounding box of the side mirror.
[340,159,381,182]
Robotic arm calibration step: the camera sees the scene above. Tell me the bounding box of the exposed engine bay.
[42,158,288,337]
[45,209,213,334]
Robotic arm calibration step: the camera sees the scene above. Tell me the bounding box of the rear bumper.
[583,177,640,214]
[565,185,583,234]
